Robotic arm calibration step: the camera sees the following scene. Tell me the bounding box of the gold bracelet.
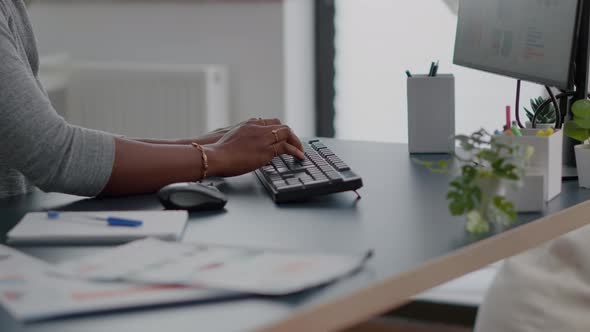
[191,143,209,180]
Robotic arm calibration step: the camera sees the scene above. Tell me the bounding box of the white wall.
[283,0,315,137]
[28,0,285,126]
[335,0,544,143]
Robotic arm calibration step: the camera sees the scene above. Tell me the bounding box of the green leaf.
[456,135,475,151]
[449,200,465,216]
[524,108,534,123]
[462,165,477,182]
[524,96,556,124]
[477,150,498,163]
[564,120,590,142]
[573,117,590,130]
[505,174,519,181]
[572,99,590,119]
[449,181,462,190]
[473,186,482,203]
[491,158,505,170]
[447,191,461,200]
[493,196,517,223]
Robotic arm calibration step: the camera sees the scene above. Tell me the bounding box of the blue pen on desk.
[47,211,143,227]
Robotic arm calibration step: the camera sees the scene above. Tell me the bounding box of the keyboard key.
[325,172,343,182]
[334,163,350,171]
[320,164,336,173]
[289,165,306,172]
[299,176,315,184]
[319,149,335,158]
[262,165,275,173]
[302,179,330,188]
[285,178,301,186]
[284,159,304,171]
[281,155,295,161]
[306,152,320,159]
[264,169,279,176]
[326,155,341,163]
[308,169,324,176]
[299,163,317,170]
[311,173,328,181]
[273,180,287,188]
[269,174,282,181]
[296,174,313,183]
[273,158,287,167]
[275,167,289,174]
[311,142,327,150]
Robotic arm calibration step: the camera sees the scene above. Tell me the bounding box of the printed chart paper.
[58,238,372,295]
[0,245,231,322]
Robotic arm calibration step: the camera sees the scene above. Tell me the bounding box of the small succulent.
[524,96,556,125]
[564,99,590,143]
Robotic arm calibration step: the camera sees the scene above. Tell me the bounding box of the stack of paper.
[0,245,231,322]
[1,238,371,322]
[7,211,188,244]
[57,238,372,296]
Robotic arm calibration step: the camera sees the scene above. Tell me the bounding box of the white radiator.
[50,61,229,139]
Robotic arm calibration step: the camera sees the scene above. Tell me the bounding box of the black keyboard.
[255,140,363,203]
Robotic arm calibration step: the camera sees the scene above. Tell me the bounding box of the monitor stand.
[562,103,579,180]
[560,0,589,180]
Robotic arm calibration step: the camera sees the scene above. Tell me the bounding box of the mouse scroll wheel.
[169,192,201,208]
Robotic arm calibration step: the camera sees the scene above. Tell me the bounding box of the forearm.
[132,132,220,146]
[100,137,206,196]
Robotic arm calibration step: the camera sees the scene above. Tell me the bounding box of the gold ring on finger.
[272,129,279,143]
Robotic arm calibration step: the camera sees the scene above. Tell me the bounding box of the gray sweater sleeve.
[0,17,115,196]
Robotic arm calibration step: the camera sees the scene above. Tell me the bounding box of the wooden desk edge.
[258,200,590,332]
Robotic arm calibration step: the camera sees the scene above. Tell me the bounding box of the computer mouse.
[157,182,228,211]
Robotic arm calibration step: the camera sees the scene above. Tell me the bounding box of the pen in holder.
[407,74,455,154]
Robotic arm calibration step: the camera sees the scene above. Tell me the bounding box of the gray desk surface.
[1,139,590,332]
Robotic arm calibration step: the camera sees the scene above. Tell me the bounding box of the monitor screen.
[454,0,579,89]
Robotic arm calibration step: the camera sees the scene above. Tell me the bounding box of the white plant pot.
[494,129,563,201]
[524,121,554,129]
[575,144,590,188]
[476,176,506,220]
[476,177,505,198]
[465,177,507,234]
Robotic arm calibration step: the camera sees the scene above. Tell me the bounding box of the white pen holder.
[505,171,546,212]
[496,129,563,207]
[407,74,455,154]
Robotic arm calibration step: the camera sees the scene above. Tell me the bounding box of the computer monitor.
[453,0,580,90]
[453,0,590,170]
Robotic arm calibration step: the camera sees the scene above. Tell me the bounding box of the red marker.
[505,105,511,130]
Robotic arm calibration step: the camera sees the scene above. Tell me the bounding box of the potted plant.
[419,129,533,234]
[564,99,590,187]
[524,96,556,128]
